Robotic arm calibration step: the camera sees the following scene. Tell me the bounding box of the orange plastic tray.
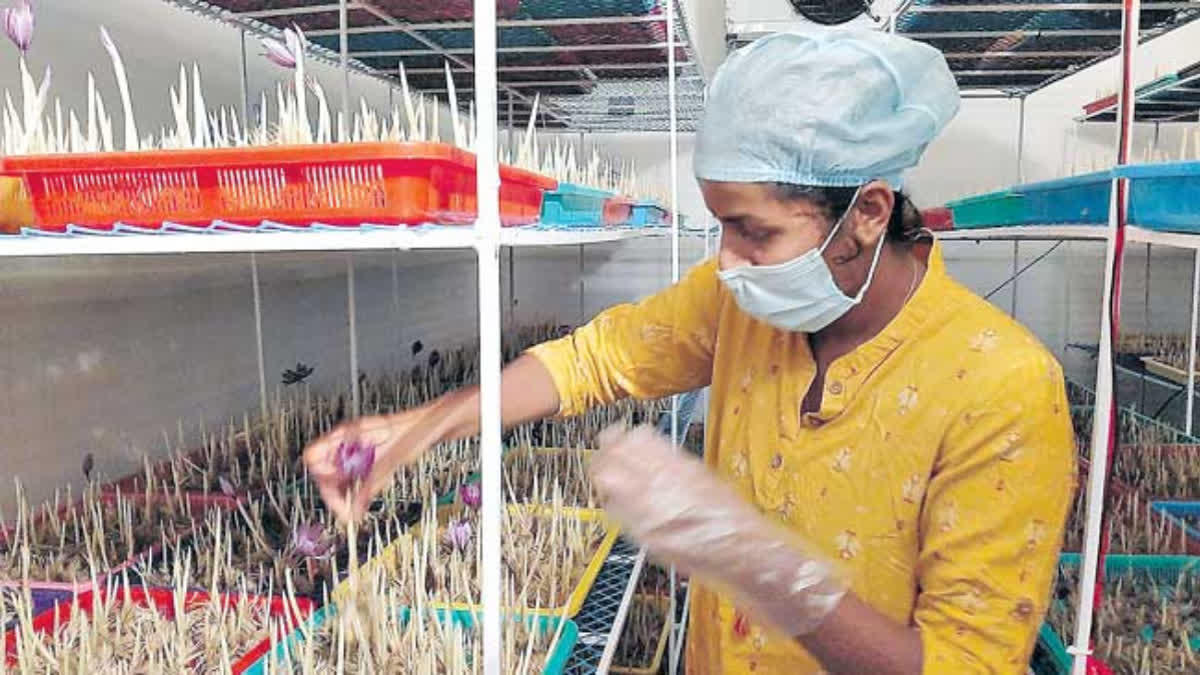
[0,142,557,230]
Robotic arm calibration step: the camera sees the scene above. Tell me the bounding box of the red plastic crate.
[0,142,557,230]
[4,586,315,672]
[921,206,954,232]
[604,197,635,226]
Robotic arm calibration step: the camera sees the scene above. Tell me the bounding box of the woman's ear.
[849,181,894,248]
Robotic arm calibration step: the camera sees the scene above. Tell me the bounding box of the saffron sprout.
[335,440,376,483]
[459,482,481,509]
[443,519,473,552]
[217,475,236,498]
[291,522,331,559]
[2,0,32,53]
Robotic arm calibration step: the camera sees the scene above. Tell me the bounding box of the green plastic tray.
[246,605,579,675]
[946,190,1024,228]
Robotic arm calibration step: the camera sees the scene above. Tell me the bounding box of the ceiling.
[728,0,1200,97]
[166,0,706,132]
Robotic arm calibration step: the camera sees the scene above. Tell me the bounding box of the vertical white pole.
[1187,250,1199,435]
[473,0,502,671]
[1010,242,1020,317]
[667,3,682,674]
[239,30,250,127]
[1070,0,1138,672]
[391,252,401,369]
[339,0,350,119]
[1016,96,1026,185]
[347,254,359,417]
[251,253,268,422]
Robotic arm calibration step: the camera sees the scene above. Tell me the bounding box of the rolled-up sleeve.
[527,259,721,417]
[915,351,1076,674]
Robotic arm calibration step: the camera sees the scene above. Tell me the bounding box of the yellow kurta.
[528,240,1075,674]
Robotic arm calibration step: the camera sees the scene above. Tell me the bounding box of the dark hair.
[771,183,924,242]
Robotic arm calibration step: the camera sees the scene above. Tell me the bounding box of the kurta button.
[828,381,844,395]
[770,453,783,469]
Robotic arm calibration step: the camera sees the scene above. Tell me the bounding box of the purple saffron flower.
[261,36,295,69]
[291,522,331,558]
[2,0,32,53]
[335,440,376,483]
[459,483,481,509]
[261,26,305,69]
[444,519,473,552]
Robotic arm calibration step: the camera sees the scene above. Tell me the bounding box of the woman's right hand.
[302,404,446,525]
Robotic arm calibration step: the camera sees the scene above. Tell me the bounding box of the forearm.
[421,354,562,445]
[798,594,923,675]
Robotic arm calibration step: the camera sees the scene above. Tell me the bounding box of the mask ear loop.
[850,225,888,304]
[817,185,864,255]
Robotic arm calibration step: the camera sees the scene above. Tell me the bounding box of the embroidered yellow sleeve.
[527,259,720,417]
[915,350,1076,674]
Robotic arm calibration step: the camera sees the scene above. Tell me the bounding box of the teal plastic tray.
[946,190,1024,228]
[245,605,579,675]
[541,183,614,227]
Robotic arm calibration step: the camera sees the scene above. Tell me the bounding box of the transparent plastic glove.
[593,424,847,637]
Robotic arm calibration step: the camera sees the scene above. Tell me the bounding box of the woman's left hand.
[592,424,848,637]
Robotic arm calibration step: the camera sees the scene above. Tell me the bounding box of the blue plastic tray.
[245,605,579,675]
[1150,501,1200,544]
[1116,162,1200,232]
[628,201,668,227]
[541,182,614,226]
[1013,171,1112,225]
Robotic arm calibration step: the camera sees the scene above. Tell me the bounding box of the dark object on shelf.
[788,0,875,25]
[411,340,423,357]
[81,452,94,482]
[282,362,314,386]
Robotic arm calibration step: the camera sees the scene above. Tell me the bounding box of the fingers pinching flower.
[335,439,376,484]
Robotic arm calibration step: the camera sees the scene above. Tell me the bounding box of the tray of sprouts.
[127,480,417,601]
[1063,476,1198,555]
[335,503,616,619]
[1112,444,1200,500]
[610,594,672,675]
[251,587,578,675]
[0,486,196,593]
[1150,502,1200,553]
[3,577,315,673]
[1040,555,1200,675]
[107,397,338,506]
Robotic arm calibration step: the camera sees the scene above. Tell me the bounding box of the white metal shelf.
[1126,225,1200,249]
[0,224,667,257]
[937,225,1110,242]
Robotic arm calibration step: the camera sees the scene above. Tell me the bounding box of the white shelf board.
[1125,225,1200,250]
[937,225,1110,242]
[0,224,668,257]
[500,227,665,246]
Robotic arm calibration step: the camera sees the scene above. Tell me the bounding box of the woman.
[305,27,1075,674]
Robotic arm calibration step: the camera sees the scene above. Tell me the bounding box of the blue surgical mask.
[717,188,885,333]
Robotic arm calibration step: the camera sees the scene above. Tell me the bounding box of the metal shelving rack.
[58,1,701,673]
